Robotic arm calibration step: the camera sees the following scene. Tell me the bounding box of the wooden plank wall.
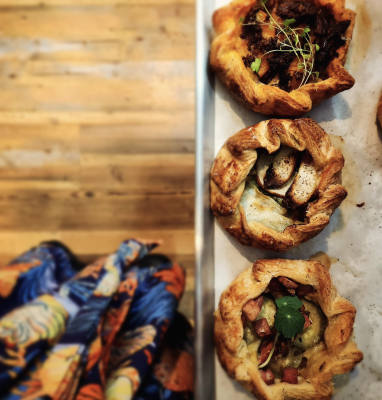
[0,0,195,320]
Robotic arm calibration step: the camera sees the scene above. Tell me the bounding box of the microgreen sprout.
[246,0,320,89]
[283,18,296,28]
[301,27,310,38]
[251,58,262,73]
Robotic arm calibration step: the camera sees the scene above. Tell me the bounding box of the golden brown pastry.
[214,259,363,400]
[211,0,355,116]
[211,118,347,251]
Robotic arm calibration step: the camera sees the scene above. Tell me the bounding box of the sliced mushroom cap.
[255,150,272,183]
[264,146,299,189]
[255,150,296,198]
[266,173,297,198]
[284,152,318,209]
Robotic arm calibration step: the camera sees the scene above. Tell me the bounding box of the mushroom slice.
[284,152,317,209]
[265,172,297,198]
[255,150,272,185]
[264,146,299,189]
[255,150,296,198]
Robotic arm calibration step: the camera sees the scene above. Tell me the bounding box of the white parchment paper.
[213,0,382,398]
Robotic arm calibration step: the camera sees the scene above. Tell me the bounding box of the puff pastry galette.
[214,259,363,400]
[211,118,346,251]
[211,0,355,116]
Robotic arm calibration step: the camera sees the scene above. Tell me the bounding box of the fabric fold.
[0,239,193,400]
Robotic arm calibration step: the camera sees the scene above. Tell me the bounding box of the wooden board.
[0,0,195,320]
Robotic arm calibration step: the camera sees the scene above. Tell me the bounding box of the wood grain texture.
[0,0,195,320]
[0,1,194,6]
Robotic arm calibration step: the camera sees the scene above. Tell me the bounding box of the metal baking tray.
[195,0,215,399]
[195,1,382,400]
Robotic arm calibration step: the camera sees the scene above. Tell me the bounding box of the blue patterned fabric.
[0,239,194,400]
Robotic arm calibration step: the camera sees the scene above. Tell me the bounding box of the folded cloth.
[0,239,194,400]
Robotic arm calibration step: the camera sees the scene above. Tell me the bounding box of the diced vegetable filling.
[242,277,325,385]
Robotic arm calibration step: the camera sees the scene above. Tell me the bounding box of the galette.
[214,259,363,400]
[211,0,355,116]
[211,118,347,251]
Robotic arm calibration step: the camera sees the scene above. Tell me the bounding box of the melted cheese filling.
[240,181,301,232]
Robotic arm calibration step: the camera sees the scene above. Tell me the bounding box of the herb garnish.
[251,58,262,73]
[274,296,305,338]
[275,307,305,338]
[275,296,303,310]
[243,0,321,87]
[283,18,296,28]
[301,27,310,38]
[258,295,305,369]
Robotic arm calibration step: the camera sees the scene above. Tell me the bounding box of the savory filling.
[240,0,351,92]
[242,277,327,385]
[241,147,317,232]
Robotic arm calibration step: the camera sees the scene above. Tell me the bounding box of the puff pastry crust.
[211,0,356,116]
[214,259,363,400]
[211,118,347,251]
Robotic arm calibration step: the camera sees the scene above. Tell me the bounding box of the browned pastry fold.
[214,259,363,400]
[211,0,355,116]
[211,118,347,251]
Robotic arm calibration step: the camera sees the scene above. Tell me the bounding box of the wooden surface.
[0,0,195,320]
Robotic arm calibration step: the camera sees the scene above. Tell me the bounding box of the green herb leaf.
[283,18,296,27]
[261,0,268,4]
[298,63,304,70]
[275,296,303,310]
[251,58,262,73]
[315,44,320,51]
[239,17,244,24]
[313,71,320,81]
[303,54,311,59]
[301,26,310,37]
[275,306,305,338]
[304,43,310,50]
